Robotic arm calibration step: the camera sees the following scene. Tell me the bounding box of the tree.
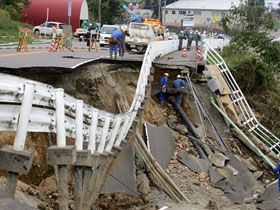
[220,2,280,93]
[0,0,29,20]
[88,0,124,24]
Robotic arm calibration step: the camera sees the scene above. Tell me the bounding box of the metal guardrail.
[0,40,179,154]
[204,41,280,156]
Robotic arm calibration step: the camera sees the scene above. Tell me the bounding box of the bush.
[221,46,275,94]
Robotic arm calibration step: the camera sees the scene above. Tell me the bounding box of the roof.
[164,0,241,11]
[22,0,88,32]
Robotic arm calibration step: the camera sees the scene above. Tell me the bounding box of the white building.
[162,0,241,27]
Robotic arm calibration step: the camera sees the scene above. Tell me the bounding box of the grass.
[273,17,280,31]
[0,9,38,44]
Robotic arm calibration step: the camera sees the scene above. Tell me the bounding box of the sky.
[266,0,280,8]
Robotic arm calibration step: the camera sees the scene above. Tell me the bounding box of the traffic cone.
[196,48,202,59]
[49,39,56,52]
[181,47,187,57]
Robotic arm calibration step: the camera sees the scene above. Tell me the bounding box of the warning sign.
[183,14,195,27]
[212,17,218,23]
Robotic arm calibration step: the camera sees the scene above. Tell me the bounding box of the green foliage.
[88,0,124,24]
[221,46,275,94]
[220,4,273,32]
[0,0,29,21]
[0,9,32,43]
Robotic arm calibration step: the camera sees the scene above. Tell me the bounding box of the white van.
[99,25,120,47]
[125,22,155,53]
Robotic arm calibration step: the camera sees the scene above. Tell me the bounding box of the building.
[22,0,89,32]
[162,0,241,27]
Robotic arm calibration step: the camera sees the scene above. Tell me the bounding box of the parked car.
[99,25,120,47]
[33,22,66,36]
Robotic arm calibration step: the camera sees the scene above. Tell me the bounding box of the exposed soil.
[0,63,277,210]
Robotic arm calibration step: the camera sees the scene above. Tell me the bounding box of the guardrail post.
[0,81,36,198]
[46,89,76,210]
[73,100,91,210]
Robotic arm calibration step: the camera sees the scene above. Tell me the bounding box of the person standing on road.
[178,31,185,50]
[273,162,280,198]
[187,31,193,50]
[173,75,185,105]
[109,29,122,59]
[159,73,169,106]
[119,25,130,57]
[193,30,201,51]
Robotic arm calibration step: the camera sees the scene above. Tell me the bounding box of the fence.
[204,40,280,157]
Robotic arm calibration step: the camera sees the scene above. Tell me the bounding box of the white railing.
[0,40,179,154]
[204,41,280,156]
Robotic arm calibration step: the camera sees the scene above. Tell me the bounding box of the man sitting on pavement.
[173,75,185,105]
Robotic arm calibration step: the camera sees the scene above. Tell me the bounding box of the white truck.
[125,22,155,53]
[99,25,120,47]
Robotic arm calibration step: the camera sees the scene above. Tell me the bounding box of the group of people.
[109,26,130,59]
[159,73,185,106]
[179,30,208,51]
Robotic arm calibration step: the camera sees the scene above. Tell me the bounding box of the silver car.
[33,22,66,36]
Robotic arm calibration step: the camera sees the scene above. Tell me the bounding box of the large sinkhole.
[0,62,141,185]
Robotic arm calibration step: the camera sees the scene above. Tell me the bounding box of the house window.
[172,10,176,15]
[194,10,201,15]
[179,10,186,15]
[165,10,168,14]
[211,11,221,16]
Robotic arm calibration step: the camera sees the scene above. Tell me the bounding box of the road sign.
[183,14,195,27]
[212,17,218,23]
[206,17,211,22]
[68,0,72,17]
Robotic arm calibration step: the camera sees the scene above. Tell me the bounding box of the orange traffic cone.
[181,47,187,57]
[49,39,56,52]
[196,48,202,59]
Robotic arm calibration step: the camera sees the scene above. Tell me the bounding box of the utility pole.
[163,0,166,26]
[158,0,162,21]
[98,0,101,24]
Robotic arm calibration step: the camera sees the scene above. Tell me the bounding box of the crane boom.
[120,2,142,23]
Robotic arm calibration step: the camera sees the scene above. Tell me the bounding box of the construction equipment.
[120,2,142,23]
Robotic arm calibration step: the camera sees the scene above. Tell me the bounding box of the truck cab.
[99,25,120,47]
[125,22,155,53]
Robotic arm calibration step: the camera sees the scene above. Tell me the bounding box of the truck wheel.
[79,37,82,42]
[100,44,104,47]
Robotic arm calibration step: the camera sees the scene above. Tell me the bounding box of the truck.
[99,25,120,47]
[125,22,155,53]
[74,22,100,42]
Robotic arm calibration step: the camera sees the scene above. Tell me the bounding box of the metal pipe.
[75,100,83,151]
[13,81,36,151]
[172,101,207,159]
[210,97,276,169]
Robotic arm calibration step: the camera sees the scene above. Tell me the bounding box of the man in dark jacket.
[159,73,169,106]
[173,75,185,105]
[119,25,130,57]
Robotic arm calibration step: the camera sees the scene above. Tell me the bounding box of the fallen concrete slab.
[145,123,175,169]
[101,144,137,196]
[178,153,211,173]
[256,181,280,210]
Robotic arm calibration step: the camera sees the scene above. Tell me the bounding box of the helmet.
[195,30,198,33]
[166,28,169,32]
[121,25,127,31]
[177,75,181,78]
[89,23,92,27]
[180,31,184,34]
[164,73,169,77]
[203,31,206,34]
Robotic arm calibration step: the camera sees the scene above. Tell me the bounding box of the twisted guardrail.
[204,41,280,157]
[0,40,179,209]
